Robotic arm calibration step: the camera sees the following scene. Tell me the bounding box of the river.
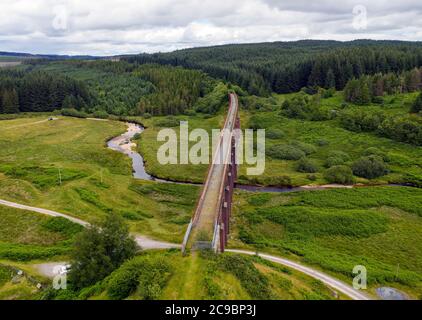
[107,123,410,193]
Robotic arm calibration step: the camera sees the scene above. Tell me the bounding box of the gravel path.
[226,249,371,300]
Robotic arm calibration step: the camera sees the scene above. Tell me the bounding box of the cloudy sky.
[1,0,422,56]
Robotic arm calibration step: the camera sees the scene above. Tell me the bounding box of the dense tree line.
[134,64,216,115]
[123,40,422,96]
[0,68,90,114]
[31,61,155,115]
[0,60,220,116]
[344,67,422,104]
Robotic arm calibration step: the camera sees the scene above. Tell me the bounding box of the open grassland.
[0,263,46,300]
[231,186,422,298]
[0,116,199,243]
[124,91,421,188]
[238,91,422,187]
[0,206,82,261]
[47,250,340,300]
[136,113,224,183]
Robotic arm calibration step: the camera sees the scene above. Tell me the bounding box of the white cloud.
[0,0,421,55]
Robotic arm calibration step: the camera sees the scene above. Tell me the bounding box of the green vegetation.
[46,250,339,300]
[0,206,82,261]
[234,89,422,187]
[68,214,137,290]
[0,68,90,114]
[0,116,198,242]
[125,40,422,95]
[135,64,216,115]
[324,165,354,184]
[0,263,45,300]
[232,186,422,297]
[352,156,388,179]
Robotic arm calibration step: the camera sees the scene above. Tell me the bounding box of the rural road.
[0,198,371,300]
[226,249,371,301]
[0,198,180,250]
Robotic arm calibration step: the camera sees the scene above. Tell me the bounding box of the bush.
[267,144,305,160]
[324,165,354,184]
[266,128,285,139]
[92,110,109,119]
[339,110,385,133]
[296,157,318,173]
[362,147,390,162]
[290,141,317,155]
[61,108,88,118]
[195,83,228,114]
[68,214,138,290]
[411,92,422,113]
[281,94,313,119]
[143,113,152,119]
[106,255,172,300]
[352,155,388,179]
[41,217,83,237]
[153,116,180,127]
[325,150,350,168]
[219,255,271,300]
[378,116,422,146]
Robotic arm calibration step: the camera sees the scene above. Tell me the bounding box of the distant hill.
[0,51,101,61]
[124,39,422,95]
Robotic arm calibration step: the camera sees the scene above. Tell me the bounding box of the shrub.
[296,157,318,173]
[411,92,422,113]
[61,108,88,118]
[324,165,354,184]
[325,150,350,168]
[378,116,422,146]
[290,140,317,155]
[68,214,137,290]
[143,112,152,119]
[352,155,388,179]
[41,217,83,237]
[153,116,180,127]
[339,110,385,132]
[219,255,271,300]
[281,94,313,119]
[372,96,385,105]
[267,144,305,160]
[362,147,390,162]
[106,255,172,300]
[92,110,109,119]
[266,128,285,139]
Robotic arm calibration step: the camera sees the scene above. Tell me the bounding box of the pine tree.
[411,92,422,113]
[2,89,19,114]
[325,68,336,89]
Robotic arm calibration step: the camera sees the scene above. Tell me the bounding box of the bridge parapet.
[182,93,239,253]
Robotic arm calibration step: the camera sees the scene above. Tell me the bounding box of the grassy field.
[0,206,81,299]
[0,206,82,261]
[47,250,341,300]
[0,262,46,300]
[136,113,224,183]
[230,186,422,298]
[0,116,199,243]
[122,91,422,188]
[237,91,422,187]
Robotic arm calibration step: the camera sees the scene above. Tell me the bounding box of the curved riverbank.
[107,123,416,193]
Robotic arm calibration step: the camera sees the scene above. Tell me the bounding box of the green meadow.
[0,116,199,243]
[231,186,422,298]
[46,250,341,300]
